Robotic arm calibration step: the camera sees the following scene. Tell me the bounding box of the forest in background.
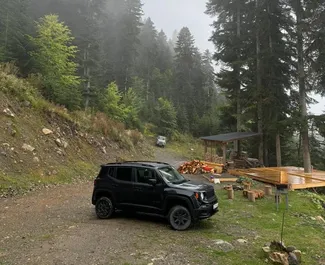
[0,0,324,171]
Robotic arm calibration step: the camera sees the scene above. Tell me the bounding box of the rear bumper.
[193,201,219,220]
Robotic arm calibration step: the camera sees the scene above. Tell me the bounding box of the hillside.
[0,72,153,197]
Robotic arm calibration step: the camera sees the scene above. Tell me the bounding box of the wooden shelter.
[200,132,261,164]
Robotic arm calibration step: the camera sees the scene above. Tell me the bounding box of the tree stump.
[227,188,234,200]
[243,189,249,198]
[248,191,255,202]
[265,185,272,196]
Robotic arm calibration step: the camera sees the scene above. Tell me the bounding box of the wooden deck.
[228,166,325,190]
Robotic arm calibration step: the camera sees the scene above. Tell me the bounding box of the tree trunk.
[296,0,312,173]
[235,0,241,152]
[256,0,264,165]
[264,135,269,166]
[84,46,91,110]
[276,133,282,167]
[267,1,282,167]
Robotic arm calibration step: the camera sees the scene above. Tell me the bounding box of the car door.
[133,167,165,214]
[114,166,135,208]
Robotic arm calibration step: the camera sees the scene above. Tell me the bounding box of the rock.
[1,151,7,157]
[23,101,31,107]
[288,252,299,265]
[10,129,17,136]
[22,144,35,152]
[269,252,289,265]
[293,250,301,263]
[286,246,296,253]
[62,140,68,149]
[315,216,325,223]
[42,128,53,135]
[2,143,10,148]
[213,239,234,252]
[3,108,15,117]
[263,247,271,253]
[55,139,62,147]
[33,157,40,163]
[56,149,64,156]
[101,146,107,154]
[237,239,248,244]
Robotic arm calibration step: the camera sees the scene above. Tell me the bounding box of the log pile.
[178,160,204,174]
[204,153,224,164]
[178,160,224,174]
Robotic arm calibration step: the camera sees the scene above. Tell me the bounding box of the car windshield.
[158,136,165,140]
[158,166,186,184]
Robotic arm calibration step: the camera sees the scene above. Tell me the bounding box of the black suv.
[91,161,219,231]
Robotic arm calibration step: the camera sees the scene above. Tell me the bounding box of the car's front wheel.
[95,197,114,219]
[168,205,192,231]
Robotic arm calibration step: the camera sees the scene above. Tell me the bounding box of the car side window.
[98,166,115,179]
[136,168,159,184]
[116,167,133,182]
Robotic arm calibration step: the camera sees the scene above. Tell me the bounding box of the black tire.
[168,205,192,231]
[95,197,114,219]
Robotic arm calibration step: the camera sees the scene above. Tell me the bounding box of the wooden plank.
[218,178,238,182]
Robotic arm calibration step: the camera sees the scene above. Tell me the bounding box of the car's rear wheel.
[168,205,192,231]
[95,197,114,219]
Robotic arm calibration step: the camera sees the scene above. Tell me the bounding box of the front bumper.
[193,201,219,220]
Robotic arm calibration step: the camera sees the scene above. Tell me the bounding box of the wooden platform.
[228,166,325,190]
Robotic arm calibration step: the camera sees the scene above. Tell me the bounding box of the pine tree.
[156,30,173,72]
[174,27,199,130]
[136,17,158,101]
[0,0,32,74]
[114,0,143,91]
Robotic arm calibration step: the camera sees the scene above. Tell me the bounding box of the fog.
[143,0,324,115]
[142,0,214,53]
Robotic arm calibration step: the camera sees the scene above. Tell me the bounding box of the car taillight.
[94,179,97,185]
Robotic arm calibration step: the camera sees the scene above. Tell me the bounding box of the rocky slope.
[0,91,152,197]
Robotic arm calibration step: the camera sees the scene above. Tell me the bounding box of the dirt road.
[0,148,215,265]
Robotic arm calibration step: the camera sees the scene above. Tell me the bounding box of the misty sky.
[142,0,324,115]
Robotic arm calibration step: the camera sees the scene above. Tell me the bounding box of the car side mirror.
[148,179,157,186]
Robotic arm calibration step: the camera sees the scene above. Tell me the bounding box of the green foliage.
[0,63,38,103]
[102,82,126,121]
[154,97,177,137]
[30,14,81,109]
[123,88,142,130]
[300,191,325,211]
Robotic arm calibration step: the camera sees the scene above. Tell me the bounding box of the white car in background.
[156,135,166,148]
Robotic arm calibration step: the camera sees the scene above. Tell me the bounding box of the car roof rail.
[101,161,171,167]
[124,160,171,165]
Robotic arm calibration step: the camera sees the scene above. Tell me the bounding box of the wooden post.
[248,191,255,202]
[265,185,272,196]
[222,143,227,165]
[204,140,207,158]
[238,140,241,158]
[227,187,234,200]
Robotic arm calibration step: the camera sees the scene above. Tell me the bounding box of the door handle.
[112,183,118,187]
[134,187,143,192]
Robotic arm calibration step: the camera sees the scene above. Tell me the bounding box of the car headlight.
[200,192,207,201]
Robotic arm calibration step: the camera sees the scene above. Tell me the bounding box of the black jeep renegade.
[91,161,219,231]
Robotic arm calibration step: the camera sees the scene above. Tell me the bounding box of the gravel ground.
[0,148,217,265]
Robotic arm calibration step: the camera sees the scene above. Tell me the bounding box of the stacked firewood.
[178,160,204,174]
[204,153,224,164]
